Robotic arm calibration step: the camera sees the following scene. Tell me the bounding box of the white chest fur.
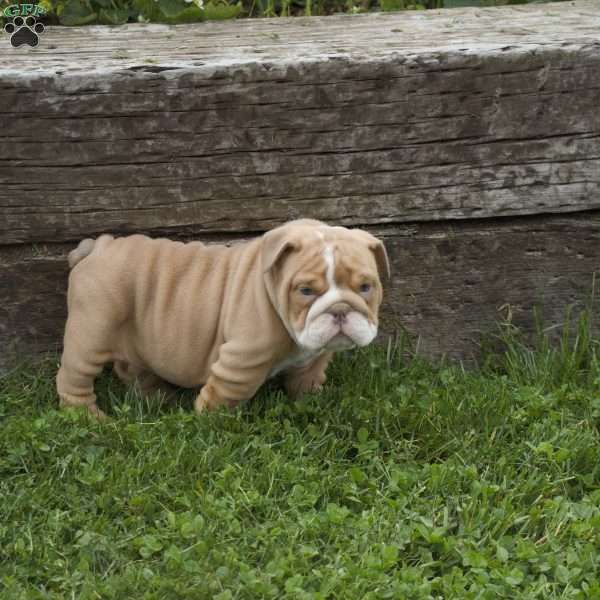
[268,347,324,378]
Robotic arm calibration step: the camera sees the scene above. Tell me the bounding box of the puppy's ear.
[261,227,300,273]
[371,238,391,281]
[352,230,391,280]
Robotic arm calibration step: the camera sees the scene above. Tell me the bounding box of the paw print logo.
[4,16,45,48]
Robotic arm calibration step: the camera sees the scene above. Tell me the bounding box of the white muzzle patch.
[295,245,377,351]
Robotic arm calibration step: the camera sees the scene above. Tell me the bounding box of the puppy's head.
[262,219,389,352]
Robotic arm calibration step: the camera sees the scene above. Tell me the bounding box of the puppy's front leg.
[194,342,271,412]
[284,352,333,398]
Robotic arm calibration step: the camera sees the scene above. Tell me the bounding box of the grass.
[1,313,600,599]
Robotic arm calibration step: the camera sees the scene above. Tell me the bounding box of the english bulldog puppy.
[56,219,389,418]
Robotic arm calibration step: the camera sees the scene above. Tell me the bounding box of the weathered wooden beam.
[2,212,599,368]
[1,1,600,368]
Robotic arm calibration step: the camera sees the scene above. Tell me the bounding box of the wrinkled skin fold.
[56,219,389,417]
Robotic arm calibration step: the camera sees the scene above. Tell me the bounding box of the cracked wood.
[1,1,600,243]
[1,212,599,369]
[1,0,599,367]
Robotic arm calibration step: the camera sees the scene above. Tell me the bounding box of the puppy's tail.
[68,234,116,269]
[68,238,96,269]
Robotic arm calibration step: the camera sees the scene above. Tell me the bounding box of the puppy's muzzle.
[328,302,351,324]
[328,301,368,323]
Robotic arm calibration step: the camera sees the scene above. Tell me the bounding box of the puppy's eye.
[359,283,371,294]
[299,286,315,297]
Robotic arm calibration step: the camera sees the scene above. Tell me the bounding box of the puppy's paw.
[59,399,108,421]
[194,394,208,414]
[194,382,242,413]
[194,383,222,413]
[284,372,326,399]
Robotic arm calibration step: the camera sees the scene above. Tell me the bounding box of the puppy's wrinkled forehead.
[262,219,389,288]
[292,226,377,284]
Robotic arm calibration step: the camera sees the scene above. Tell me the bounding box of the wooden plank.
[2,1,599,368]
[1,1,600,243]
[2,212,599,370]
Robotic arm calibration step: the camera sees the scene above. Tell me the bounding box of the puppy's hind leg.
[56,316,111,419]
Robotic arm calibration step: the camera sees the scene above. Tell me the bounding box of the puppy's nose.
[329,302,351,322]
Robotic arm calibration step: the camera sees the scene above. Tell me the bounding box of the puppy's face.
[262,220,389,352]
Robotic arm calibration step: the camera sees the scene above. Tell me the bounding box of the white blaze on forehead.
[323,245,335,287]
[296,244,342,345]
[307,245,341,323]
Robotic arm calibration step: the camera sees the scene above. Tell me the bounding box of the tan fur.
[56,220,388,416]
[284,351,334,398]
[68,238,96,269]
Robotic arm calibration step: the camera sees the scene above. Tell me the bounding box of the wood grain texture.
[1,1,600,243]
[2,213,599,370]
[1,1,599,368]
